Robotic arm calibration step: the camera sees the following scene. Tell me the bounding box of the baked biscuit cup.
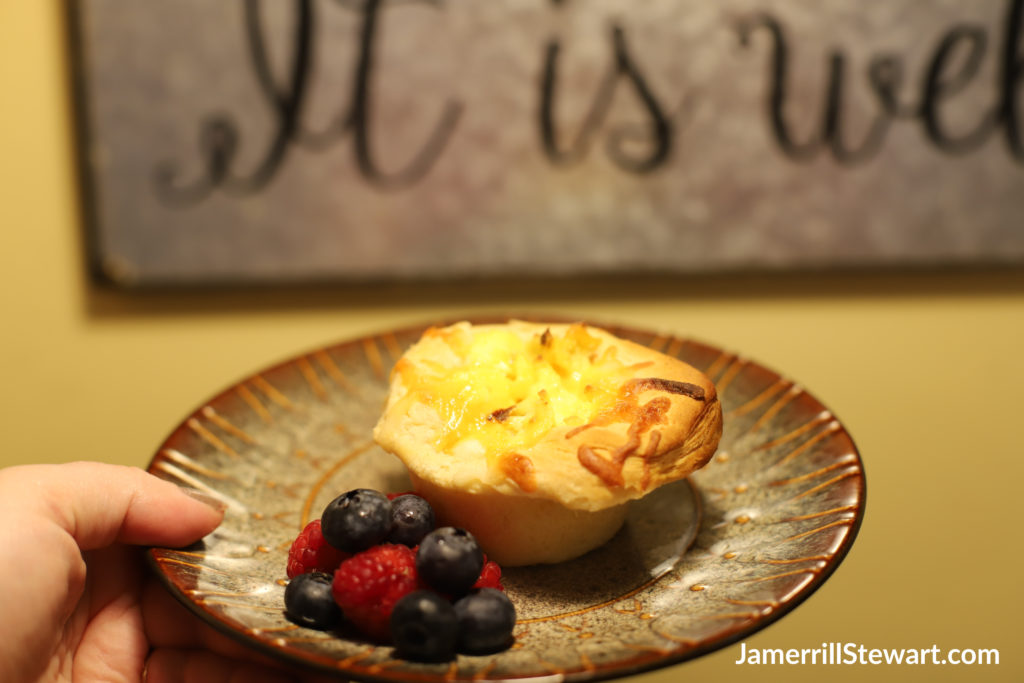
[373,321,722,566]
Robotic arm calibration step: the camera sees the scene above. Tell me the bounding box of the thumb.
[4,462,225,550]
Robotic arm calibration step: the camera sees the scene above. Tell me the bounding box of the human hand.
[0,462,301,682]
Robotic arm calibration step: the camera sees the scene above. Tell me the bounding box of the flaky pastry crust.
[373,321,722,512]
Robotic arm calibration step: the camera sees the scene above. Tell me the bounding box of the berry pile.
[283,488,516,661]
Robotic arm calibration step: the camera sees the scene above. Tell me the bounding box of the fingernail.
[178,486,229,514]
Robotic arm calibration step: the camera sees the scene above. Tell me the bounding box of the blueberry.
[387,494,435,547]
[321,488,392,553]
[390,590,458,661]
[416,527,484,596]
[284,572,342,630]
[454,588,517,654]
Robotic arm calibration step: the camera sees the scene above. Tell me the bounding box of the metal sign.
[71,0,1024,286]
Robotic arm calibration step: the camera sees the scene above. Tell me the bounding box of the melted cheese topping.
[393,324,630,461]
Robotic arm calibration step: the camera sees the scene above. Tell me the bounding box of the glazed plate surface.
[146,318,865,682]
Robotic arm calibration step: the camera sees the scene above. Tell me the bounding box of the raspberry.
[332,544,423,641]
[473,559,504,591]
[287,519,348,579]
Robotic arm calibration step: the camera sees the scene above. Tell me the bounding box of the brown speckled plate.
[146,318,865,682]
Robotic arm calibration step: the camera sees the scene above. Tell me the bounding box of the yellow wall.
[3,3,1022,682]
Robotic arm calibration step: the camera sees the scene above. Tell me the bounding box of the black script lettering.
[737,14,890,165]
[346,0,462,188]
[737,14,818,161]
[237,0,315,190]
[155,0,315,205]
[151,116,240,206]
[822,53,891,164]
[154,0,461,206]
[740,1,1024,166]
[998,0,1024,159]
[605,26,674,173]
[921,26,998,154]
[540,22,672,173]
[865,56,915,119]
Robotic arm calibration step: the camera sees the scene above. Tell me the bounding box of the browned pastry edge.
[373,321,723,512]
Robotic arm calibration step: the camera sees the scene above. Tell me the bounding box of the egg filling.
[391,323,633,464]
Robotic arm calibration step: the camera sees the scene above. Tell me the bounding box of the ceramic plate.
[146,318,865,682]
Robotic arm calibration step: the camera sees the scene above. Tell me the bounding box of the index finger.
[1,462,224,550]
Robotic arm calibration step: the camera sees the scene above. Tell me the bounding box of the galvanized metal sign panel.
[71,0,1024,285]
